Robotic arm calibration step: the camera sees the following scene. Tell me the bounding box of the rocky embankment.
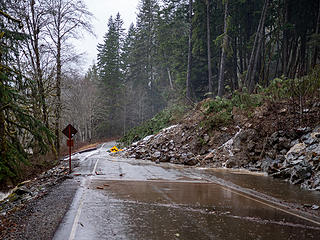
[119,102,320,191]
[0,160,79,240]
[0,161,70,215]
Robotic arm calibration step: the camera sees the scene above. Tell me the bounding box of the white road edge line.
[68,156,100,239]
[216,182,320,226]
[92,158,100,175]
[81,151,99,163]
[68,194,84,240]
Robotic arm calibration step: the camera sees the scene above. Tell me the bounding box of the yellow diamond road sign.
[110,146,119,152]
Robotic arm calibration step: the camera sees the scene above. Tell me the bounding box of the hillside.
[118,89,320,191]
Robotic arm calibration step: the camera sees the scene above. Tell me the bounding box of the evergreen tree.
[157,0,189,94]
[96,14,125,137]
[121,24,139,131]
[0,7,52,183]
[93,0,320,138]
[134,0,165,121]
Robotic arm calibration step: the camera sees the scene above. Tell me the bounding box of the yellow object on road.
[110,146,123,152]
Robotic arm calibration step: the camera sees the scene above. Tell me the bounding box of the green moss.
[8,192,19,202]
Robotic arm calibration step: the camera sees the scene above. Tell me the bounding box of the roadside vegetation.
[1,0,319,188]
[118,104,189,146]
[120,66,320,146]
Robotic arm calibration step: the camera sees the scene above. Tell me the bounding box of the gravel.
[0,179,79,240]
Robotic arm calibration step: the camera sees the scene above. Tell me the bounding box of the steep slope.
[118,98,320,191]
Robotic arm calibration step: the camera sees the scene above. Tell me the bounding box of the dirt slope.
[119,99,320,191]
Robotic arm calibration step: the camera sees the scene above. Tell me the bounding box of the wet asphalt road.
[53,143,320,240]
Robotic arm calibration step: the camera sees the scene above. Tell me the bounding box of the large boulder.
[289,162,312,184]
[285,143,306,161]
[266,126,320,191]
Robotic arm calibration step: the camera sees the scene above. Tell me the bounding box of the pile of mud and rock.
[0,159,79,240]
[0,161,70,215]
[118,100,320,191]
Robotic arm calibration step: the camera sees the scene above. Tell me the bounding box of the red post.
[69,126,72,174]
[62,124,77,174]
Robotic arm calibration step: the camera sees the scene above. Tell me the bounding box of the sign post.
[62,124,78,174]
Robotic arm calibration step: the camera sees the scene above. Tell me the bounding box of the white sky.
[73,0,140,72]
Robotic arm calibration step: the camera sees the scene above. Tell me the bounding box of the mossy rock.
[8,192,19,202]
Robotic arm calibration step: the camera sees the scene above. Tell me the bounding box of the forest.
[0,0,319,185]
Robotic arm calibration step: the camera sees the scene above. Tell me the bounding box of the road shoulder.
[0,178,79,240]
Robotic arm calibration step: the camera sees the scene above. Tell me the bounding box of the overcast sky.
[73,0,140,72]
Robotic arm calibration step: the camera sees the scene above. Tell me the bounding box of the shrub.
[202,90,265,130]
[118,104,188,146]
[264,66,320,102]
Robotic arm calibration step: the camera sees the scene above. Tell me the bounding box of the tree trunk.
[239,36,244,75]
[30,1,49,128]
[123,103,127,135]
[288,39,299,78]
[186,0,193,100]
[233,36,239,90]
[313,1,320,68]
[55,38,62,157]
[123,87,127,135]
[282,0,289,75]
[0,42,6,168]
[218,0,228,97]
[206,0,213,97]
[0,102,6,166]
[299,34,307,76]
[246,0,269,93]
[167,67,174,90]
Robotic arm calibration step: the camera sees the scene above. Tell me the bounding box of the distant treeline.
[92,0,319,138]
[0,0,319,184]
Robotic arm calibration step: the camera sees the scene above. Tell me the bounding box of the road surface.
[53,142,320,240]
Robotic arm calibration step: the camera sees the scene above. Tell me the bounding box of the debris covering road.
[121,124,320,191]
[1,142,320,239]
[54,143,320,240]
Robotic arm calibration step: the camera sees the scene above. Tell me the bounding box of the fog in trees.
[1,0,319,185]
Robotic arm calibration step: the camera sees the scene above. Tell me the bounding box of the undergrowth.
[202,92,265,129]
[118,104,188,146]
[119,66,320,145]
[203,66,320,129]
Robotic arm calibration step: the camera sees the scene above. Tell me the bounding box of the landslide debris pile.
[119,99,320,191]
[267,127,320,190]
[0,161,70,215]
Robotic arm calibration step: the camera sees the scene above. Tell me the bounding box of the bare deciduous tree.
[18,0,50,127]
[44,0,93,155]
[62,70,98,143]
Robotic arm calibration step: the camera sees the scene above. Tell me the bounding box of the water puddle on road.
[81,179,320,240]
[198,168,320,206]
[54,148,320,240]
[205,167,268,176]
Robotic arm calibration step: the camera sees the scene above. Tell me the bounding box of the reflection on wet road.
[54,144,320,240]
